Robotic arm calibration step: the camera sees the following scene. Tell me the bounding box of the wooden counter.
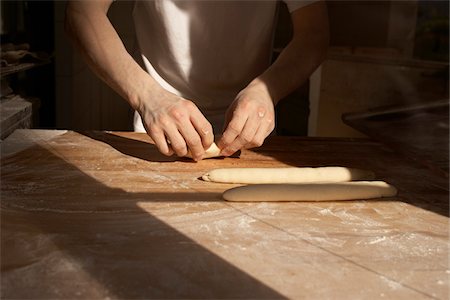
[1,130,448,299]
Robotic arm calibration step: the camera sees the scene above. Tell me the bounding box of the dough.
[222,181,397,202]
[186,143,221,159]
[202,167,375,184]
[201,143,222,159]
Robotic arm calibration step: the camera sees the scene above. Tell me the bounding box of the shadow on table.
[1,143,284,299]
[78,131,181,162]
[79,131,449,218]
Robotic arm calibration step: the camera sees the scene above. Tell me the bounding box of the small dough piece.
[202,167,375,184]
[186,143,221,159]
[202,143,221,159]
[223,181,397,202]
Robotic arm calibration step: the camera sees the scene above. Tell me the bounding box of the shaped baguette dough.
[223,181,397,202]
[202,167,375,184]
[186,143,221,159]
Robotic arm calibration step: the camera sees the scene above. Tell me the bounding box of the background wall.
[310,0,449,137]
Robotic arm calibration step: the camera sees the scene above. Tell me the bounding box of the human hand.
[218,81,275,156]
[137,87,214,161]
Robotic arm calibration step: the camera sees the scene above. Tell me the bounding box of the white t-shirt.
[132,0,316,132]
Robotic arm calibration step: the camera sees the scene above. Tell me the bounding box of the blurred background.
[1,0,448,139]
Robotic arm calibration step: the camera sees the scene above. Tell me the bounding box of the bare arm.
[65,0,213,160]
[65,0,152,109]
[254,1,329,103]
[219,1,329,155]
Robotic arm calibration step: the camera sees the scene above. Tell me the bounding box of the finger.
[164,125,188,157]
[246,117,274,149]
[189,108,214,149]
[148,128,173,156]
[178,121,205,161]
[218,112,247,150]
[221,115,258,156]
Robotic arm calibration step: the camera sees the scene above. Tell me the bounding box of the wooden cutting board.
[1,130,448,299]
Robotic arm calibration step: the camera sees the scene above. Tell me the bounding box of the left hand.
[218,81,275,156]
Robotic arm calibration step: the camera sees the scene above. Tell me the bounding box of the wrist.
[128,75,164,112]
[245,78,277,105]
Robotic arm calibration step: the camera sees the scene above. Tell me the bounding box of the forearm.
[257,37,328,104]
[251,2,329,105]
[65,1,159,110]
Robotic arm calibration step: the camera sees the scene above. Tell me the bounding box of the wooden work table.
[1,130,448,299]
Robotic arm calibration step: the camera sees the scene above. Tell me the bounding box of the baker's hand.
[218,81,275,156]
[137,87,214,161]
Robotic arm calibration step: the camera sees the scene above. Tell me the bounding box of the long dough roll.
[223,181,397,202]
[202,167,374,184]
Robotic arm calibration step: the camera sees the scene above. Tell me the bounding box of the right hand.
[137,87,214,161]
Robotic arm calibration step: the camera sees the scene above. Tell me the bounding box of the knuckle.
[219,138,231,148]
[256,107,268,118]
[168,107,185,121]
[231,107,245,119]
[186,135,202,148]
[238,100,251,110]
[202,124,213,135]
[220,130,237,147]
[158,115,171,127]
[148,123,160,134]
[257,106,266,113]
[239,133,252,144]
[171,142,186,154]
[182,100,196,110]
[255,138,264,147]
[251,138,264,147]
[227,123,241,135]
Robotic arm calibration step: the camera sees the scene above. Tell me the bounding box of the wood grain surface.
[1,130,448,299]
